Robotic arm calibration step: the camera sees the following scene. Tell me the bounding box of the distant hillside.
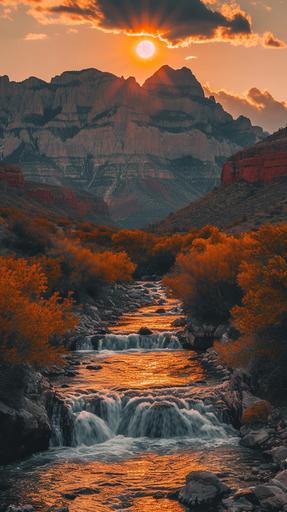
[153,178,287,234]
[0,65,265,227]
[154,127,287,233]
[0,163,112,225]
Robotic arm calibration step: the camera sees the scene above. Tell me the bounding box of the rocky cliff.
[222,127,287,185]
[0,65,265,227]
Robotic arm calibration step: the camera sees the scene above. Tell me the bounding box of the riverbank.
[1,281,286,512]
[0,280,157,465]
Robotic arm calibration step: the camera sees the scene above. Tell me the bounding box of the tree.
[165,232,251,325]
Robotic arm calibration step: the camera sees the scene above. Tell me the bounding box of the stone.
[178,470,230,508]
[0,370,51,464]
[254,484,287,511]
[222,496,254,511]
[272,470,287,492]
[171,318,186,327]
[6,507,34,512]
[241,428,271,448]
[271,447,287,467]
[138,327,153,335]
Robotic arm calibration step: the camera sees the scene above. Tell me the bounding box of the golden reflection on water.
[4,448,263,512]
[61,351,204,392]
[110,298,184,334]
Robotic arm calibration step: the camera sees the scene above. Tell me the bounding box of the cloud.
[185,55,198,60]
[1,0,286,49]
[263,31,286,48]
[24,32,48,41]
[205,85,287,133]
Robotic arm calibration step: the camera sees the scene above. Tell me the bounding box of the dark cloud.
[46,0,254,45]
[1,0,286,48]
[205,86,287,133]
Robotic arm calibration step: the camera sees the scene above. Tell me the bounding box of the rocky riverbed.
[1,281,287,512]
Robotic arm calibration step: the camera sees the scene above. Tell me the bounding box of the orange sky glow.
[0,1,286,131]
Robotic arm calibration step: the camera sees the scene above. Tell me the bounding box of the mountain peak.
[143,65,204,97]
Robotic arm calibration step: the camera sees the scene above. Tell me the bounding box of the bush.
[53,238,136,299]
[0,256,77,366]
[165,232,251,325]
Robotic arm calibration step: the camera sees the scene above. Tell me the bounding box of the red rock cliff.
[222,128,287,185]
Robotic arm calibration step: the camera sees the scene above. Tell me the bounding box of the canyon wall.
[222,128,287,185]
[0,65,264,226]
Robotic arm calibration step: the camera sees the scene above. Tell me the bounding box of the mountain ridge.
[0,65,266,227]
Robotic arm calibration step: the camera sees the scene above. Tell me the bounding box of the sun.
[136,40,156,59]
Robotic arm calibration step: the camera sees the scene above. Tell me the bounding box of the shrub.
[0,256,76,366]
[165,233,251,325]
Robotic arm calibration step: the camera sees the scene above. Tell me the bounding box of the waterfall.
[49,390,235,448]
[98,333,182,351]
[74,411,113,446]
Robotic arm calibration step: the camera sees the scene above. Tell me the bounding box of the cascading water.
[49,284,236,449]
[50,388,236,448]
[98,332,182,351]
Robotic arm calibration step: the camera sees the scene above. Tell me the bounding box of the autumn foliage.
[166,223,287,394]
[0,257,76,366]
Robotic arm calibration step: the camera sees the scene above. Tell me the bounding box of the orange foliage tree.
[165,231,253,324]
[55,238,136,294]
[0,257,77,366]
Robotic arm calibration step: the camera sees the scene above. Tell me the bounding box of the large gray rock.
[272,470,287,492]
[178,470,230,508]
[0,368,51,463]
[241,428,271,448]
[254,484,287,511]
[271,447,287,467]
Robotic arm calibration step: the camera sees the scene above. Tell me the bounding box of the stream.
[0,282,265,512]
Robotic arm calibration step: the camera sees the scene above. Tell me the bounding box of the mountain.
[154,129,287,233]
[0,65,265,227]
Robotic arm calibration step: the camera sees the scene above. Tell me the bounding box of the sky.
[0,0,287,131]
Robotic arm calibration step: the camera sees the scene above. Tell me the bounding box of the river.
[0,282,265,512]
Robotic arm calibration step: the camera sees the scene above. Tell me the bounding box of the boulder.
[271,447,287,467]
[171,318,186,327]
[185,325,215,351]
[0,369,51,464]
[222,496,254,511]
[254,484,287,511]
[272,470,287,492]
[138,327,153,336]
[222,488,259,511]
[178,470,230,508]
[241,428,271,448]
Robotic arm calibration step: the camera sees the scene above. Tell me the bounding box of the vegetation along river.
[0,282,266,512]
